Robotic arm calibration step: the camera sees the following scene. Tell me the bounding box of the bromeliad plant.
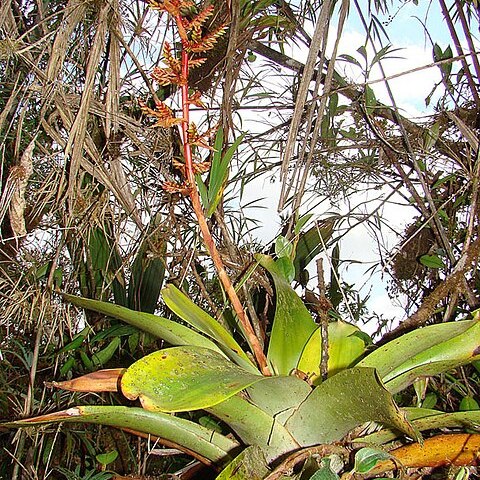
[6,254,480,478]
[5,2,480,479]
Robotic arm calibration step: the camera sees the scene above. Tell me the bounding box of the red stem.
[178,40,270,375]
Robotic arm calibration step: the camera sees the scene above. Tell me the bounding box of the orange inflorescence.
[188,90,206,108]
[147,0,195,17]
[187,123,218,151]
[162,181,192,195]
[172,158,211,176]
[141,101,185,128]
[185,25,227,53]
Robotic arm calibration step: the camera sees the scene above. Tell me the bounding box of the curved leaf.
[208,394,301,462]
[359,408,480,445]
[256,254,317,375]
[366,434,480,476]
[293,219,335,285]
[48,368,124,392]
[285,367,418,446]
[246,375,312,423]
[216,446,269,480]
[2,406,238,464]
[62,293,221,353]
[162,284,255,372]
[297,321,367,383]
[121,346,264,412]
[359,318,480,393]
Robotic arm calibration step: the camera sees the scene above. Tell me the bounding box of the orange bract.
[183,5,214,31]
[187,123,218,151]
[162,181,192,195]
[147,0,195,17]
[188,90,206,108]
[141,101,185,128]
[185,25,227,53]
[172,158,211,176]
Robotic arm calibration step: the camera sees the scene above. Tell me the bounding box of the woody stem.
[179,47,270,375]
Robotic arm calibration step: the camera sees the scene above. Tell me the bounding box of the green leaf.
[121,346,264,412]
[460,396,480,411]
[162,284,255,372]
[87,226,126,305]
[208,394,301,462]
[275,235,293,258]
[359,408,480,445]
[454,467,470,480]
[338,54,362,68]
[328,93,339,118]
[57,326,90,354]
[364,85,376,114]
[293,220,335,285]
[2,406,238,464]
[353,447,391,474]
[128,218,165,313]
[62,293,221,354]
[309,462,339,480]
[96,450,118,466]
[433,43,443,62]
[205,129,245,217]
[91,337,120,367]
[294,214,313,235]
[275,256,295,283]
[358,318,480,393]
[423,122,440,151]
[297,320,367,383]
[216,446,270,480]
[418,254,445,269]
[246,375,312,425]
[256,254,317,375]
[285,367,418,446]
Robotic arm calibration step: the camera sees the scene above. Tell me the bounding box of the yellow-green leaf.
[121,346,264,412]
[297,321,367,383]
[162,284,255,372]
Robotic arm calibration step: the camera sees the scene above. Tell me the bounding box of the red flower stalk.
[146,1,270,375]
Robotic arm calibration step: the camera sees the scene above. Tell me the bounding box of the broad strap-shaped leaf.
[285,367,419,446]
[121,346,264,412]
[2,406,237,464]
[62,293,221,353]
[297,320,367,384]
[245,375,312,425]
[208,394,301,462]
[359,318,480,393]
[256,254,317,375]
[162,284,256,372]
[360,408,480,445]
[216,446,270,480]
